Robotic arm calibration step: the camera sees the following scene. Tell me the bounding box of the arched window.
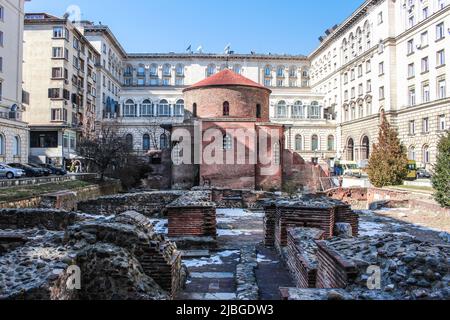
[125,134,133,150]
[361,136,370,160]
[175,64,184,76]
[273,142,280,165]
[256,104,262,118]
[327,135,335,151]
[276,101,287,118]
[311,135,319,151]
[143,134,151,151]
[163,64,171,76]
[137,66,145,77]
[223,134,232,150]
[223,101,230,116]
[289,66,297,77]
[124,99,136,117]
[160,134,169,149]
[158,99,170,117]
[292,101,304,118]
[295,135,302,151]
[264,65,272,76]
[408,146,416,161]
[12,136,20,157]
[422,145,430,164]
[0,134,4,155]
[175,99,184,117]
[192,103,197,117]
[347,138,355,161]
[207,64,216,76]
[141,99,153,117]
[309,101,321,119]
[150,64,158,76]
[277,66,285,77]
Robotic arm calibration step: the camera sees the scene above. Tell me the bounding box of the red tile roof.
[183,69,271,93]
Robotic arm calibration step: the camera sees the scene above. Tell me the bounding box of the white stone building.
[23,13,100,165]
[310,0,450,169]
[0,0,29,164]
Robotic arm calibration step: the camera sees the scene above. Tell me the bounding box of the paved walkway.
[177,209,294,300]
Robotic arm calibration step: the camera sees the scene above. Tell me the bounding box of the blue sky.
[26,0,363,55]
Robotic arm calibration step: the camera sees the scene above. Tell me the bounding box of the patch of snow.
[217,209,261,218]
[148,219,168,234]
[257,254,279,264]
[217,229,253,236]
[359,221,386,237]
[183,250,239,268]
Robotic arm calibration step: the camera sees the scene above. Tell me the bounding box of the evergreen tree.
[367,112,408,188]
[432,131,450,208]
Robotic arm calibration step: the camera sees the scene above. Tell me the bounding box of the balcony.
[0,111,22,121]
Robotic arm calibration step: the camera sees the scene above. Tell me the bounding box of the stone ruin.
[0,209,185,300]
[262,195,450,300]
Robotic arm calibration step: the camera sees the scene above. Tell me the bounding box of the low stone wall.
[0,208,84,230]
[0,181,122,210]
[323,188,369,209]
[0,173,98,189]
[209,188,275,209]
[77,190,183,217]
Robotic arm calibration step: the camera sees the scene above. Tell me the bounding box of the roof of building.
[183,69,272,93]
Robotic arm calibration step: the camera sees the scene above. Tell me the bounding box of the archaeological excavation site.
[0,185,449,301]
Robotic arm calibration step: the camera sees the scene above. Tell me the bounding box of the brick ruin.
[262,196,450,300]
[0,209,184,300]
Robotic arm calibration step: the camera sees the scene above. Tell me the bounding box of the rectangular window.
[422,117,429,133]
[407,39,414,54]
[379,86,385,100]
[421,57,429,73]
[53,27,64,38]
[51,108,67,122]
[421,31,429,47]
[30,131,58,148]
[358,83,363,96]
[436,22,445,41]
[408,63,415,78]
[438,79,446,99]
[439,115,447,131]
[409,120,416,135]
[0,31,4,47]
[437,49,445,66]
[379,62,384,75]
[408,87,416,106]
[0,57,2,73]
[52,47,63,58]
[422,7,429,19]
[367,80,372,92]
[422,84,430,103]
[0,6,4,21]
[51,67,63,78]
[48,88,60,99]
[366,60,371,72]
[378,12,383,24]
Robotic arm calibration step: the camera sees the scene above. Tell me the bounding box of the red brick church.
[171,69,285,191]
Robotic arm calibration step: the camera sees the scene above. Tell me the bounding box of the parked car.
[36,163,67,176]
[28,163,51,176]
[0,163,25,179]
[8,163,44,177]
[416,169,432,179]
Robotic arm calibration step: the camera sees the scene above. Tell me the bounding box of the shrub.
[432,131,450,208]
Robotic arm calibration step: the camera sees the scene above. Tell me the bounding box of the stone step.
[177,292,237,300]
[181,250,210,258]
[190,272,235,279]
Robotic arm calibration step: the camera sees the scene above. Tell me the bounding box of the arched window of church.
[223,101,230,116]
[223,134,232,150]
[143,134,151,151]
[160,134,169,149]
[311,135,319,151]
[273,142,280,165]
[295,135,302,151]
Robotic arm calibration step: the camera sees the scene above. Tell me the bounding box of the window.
[422,145,430,164]
[0,6,3,21]
[438,0,446,9]
[379,62,384,75]
[439,115,447,131]
[30,131,58,148]
[158,100,170,117]
[358,83,363,96]
[0,134,3,155]
[422,7,429,20]
[277,66,285,77]
[421,57,429,73]
[12,136,20,157]
[408,63,415,78]
[437,49,445,66]
[192,103,197,117]
[438,78,446,99]
[256,104,262,118]
[292,101,304,119]
[366,60,371,73]
[150,64,158,76]
[48,88,61,99]
[409,120,416,135]
[422,83,430,103]
[423,117,429,133]
[124,99,136,117]
[264,66,272,77]
[327,135,335,151]
[53,27,64,38]
[125,134,133,150]
[378,12,383,24]
[436,22,445,41]
[163,64,171,76]
[273,143,280,165]
[207,64,216,76]
[409,87,416,106]
[174,99,184,117]
[408,15,415,28]
[51,67,63,78]
[176,64,184,76]
[52,47,64,58]
[234,65,242,75]
[223,134,232,150]
[143,134,151,151]
[350,69,355,81]
[308,102,321,119]
[0,31,3,47]
[223,101,230,116]
[408,146,416,161]
[407,39,414,55]
[276,101,287,118]
[51,108,67,122]
[160,134,169,149]
[141,99,153,117]
[367,80,372,92]
[295,135,302,151]
[379,86,385,100]
[311,135,319,151]
[421,31,429,47]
